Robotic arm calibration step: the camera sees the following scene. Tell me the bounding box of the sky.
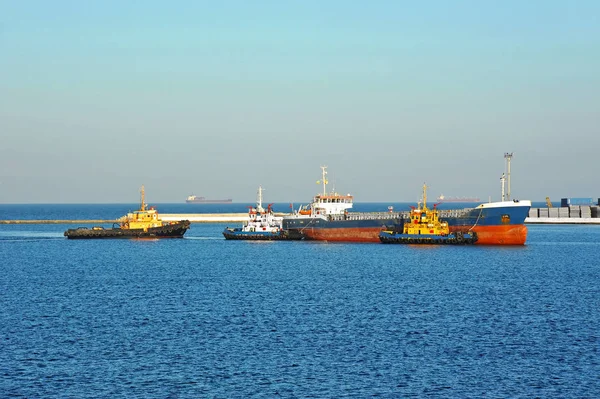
[1,0,599,203]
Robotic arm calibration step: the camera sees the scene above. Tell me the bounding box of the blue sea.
[1,204,599,398]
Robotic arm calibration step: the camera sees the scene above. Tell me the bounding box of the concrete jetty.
[0,220,119,225]
[161,213,247,223]
[0,213,249,224]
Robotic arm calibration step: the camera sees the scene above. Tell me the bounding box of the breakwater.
[0,214,249,224]
[0,220,119,224]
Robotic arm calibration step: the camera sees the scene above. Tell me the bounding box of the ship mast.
[422,183,428,209]
[256,185,264,213]
[317,166,328,195]
[140,185,147,211]
[504,152,513,200]
[500,173,506,202]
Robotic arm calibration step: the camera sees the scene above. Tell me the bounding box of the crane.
[545,197,553,208]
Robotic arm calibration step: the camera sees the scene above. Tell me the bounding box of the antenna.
[504,152,513,200]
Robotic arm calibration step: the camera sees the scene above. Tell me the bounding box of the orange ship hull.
[451,224,528,245]
[286,201,531,245]
[300,224,528,245]
[302,227,384,243]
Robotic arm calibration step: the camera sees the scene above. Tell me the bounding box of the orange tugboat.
[64,186,190,239]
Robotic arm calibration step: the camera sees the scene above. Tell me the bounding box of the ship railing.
[329,211,410,221]
[437,208,473,218]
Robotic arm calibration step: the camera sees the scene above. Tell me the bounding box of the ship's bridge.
[312,193,354,215]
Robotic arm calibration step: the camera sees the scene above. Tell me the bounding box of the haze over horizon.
[1,1,599,204]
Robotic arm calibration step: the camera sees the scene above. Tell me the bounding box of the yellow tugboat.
[379,184,477,245]
[64,186,190,239]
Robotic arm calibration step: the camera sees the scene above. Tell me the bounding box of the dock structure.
[525,205,600,224]
[525,217,600,224]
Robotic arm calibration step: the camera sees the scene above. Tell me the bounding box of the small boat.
[222,186,288,240]
[379,184,478,245]
[64,186,190,239]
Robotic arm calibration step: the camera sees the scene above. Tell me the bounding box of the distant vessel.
[437,194,481,203]
[186,195,232,203]
[65,186,190,239]
[223,186,288,240]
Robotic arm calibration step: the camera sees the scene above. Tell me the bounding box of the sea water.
[0,204,598,398]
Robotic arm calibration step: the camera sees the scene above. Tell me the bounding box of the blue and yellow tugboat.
[379,184,477,245]
[64,186,190,239]
[223,186,289,240]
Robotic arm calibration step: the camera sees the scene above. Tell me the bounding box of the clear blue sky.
[1,0,599,203]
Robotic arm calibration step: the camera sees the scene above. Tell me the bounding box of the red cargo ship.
[282,166,531,245]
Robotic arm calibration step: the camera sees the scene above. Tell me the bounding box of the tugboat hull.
[64,221,191,239]
[379,231,478,245]
[222,228,289,240]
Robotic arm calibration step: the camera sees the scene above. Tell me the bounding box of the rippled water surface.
[1,206,599,398]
